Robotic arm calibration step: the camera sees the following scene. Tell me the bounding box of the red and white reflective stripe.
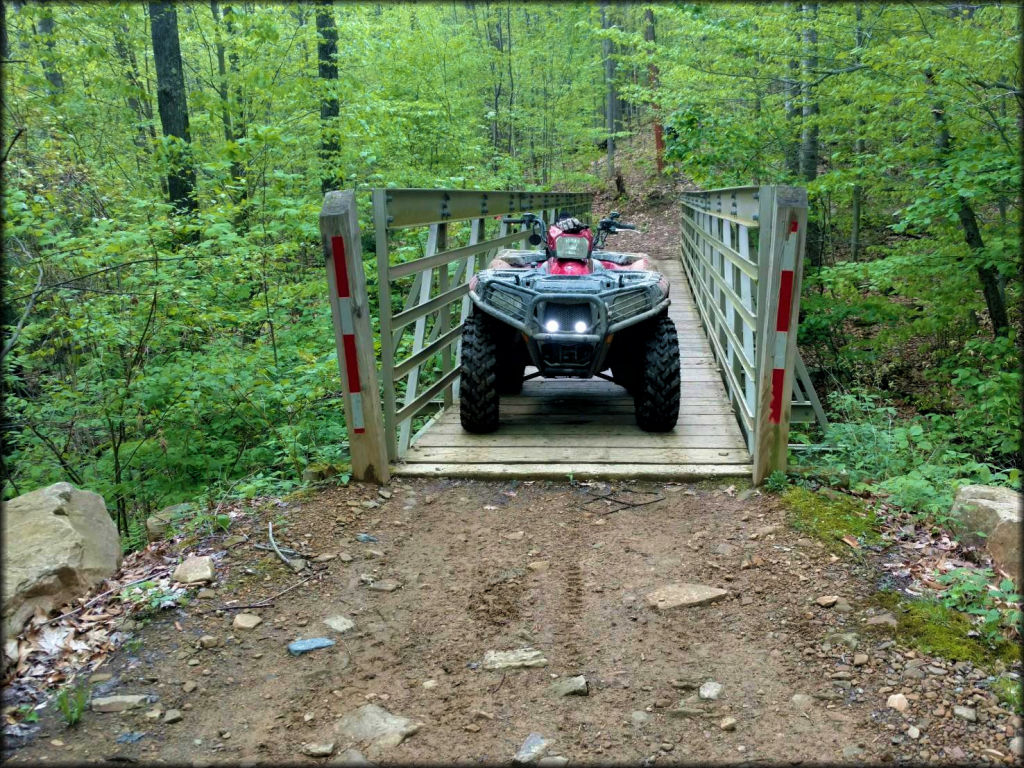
[332,236,365,434]
[768,220,799,424]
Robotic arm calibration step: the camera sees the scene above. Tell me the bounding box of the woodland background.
[1,2,1020,549]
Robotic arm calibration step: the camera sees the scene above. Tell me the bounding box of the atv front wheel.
[634,313,680,432]
[495,334,526,395]
[460,312,500,433]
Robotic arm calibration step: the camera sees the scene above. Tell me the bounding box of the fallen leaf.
[841,535,861,550]
[174,621,183,632]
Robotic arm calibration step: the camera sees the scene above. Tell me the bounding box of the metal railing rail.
[680,186,827,483]
[372,188,592,460]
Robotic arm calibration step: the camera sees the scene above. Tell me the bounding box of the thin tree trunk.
[34,12,64,93]
[926,70,1009,337]
[850,3,865,261]
[601,1,616,180]
[316,1,339,195]
[644,8,664,173]
[799,4,818,182]
[149,2,197,214]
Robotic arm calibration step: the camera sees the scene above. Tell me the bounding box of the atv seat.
[489,248,545,270]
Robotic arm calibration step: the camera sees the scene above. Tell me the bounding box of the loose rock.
[816,595,839,608]
[163,709,183,724]
[172,555,215,584]
[720,716,737,731]
[513,732,549,763]
[301,742,336,757]
[367,580,400,593]
[288,637,335,656]
[483,648,548,670]
[952,705,976,722]
[907,726,920,739]
[199,635,220,649]
[183,681,198,693]
[791,694,814,711]
[645,583,729,610]
[335,704,421,750]
[233,613,262,630]
[323,615,355,634]
[887,693,909,712]
[550,675,588,697]
[91,695,148,713]
[699,681,723,700]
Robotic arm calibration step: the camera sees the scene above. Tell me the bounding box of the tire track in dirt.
[556,493,586,675]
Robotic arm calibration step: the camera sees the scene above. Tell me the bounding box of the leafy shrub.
[55,683,90,727]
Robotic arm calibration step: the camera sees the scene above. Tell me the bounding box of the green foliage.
[870,591,1018,666]
[14,703,39,724]
[992,677,1023,714]
[118,580,187,618]
[764,470,789,493]
[782,485,881,553]
[55,682,90,727]
[936,568,1022,644]
[815,390,1019,523]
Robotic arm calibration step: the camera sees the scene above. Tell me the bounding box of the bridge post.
[752,186,808,485]
[320,190,390,483]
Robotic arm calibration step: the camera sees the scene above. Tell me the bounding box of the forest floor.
[4,476,1021,765]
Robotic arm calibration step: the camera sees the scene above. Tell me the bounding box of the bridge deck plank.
[391,256,751,480]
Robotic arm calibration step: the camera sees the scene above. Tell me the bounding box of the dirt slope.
[5,477,1020,765]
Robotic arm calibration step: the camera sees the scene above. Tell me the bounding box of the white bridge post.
[320,190,390,483]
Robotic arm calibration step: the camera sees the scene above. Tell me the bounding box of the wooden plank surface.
[392,255,751,480]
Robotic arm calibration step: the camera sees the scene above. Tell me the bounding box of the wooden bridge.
[319,186,826,485]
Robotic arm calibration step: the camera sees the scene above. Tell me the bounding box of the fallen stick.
[210,573,318,612]
[268,521,298,568]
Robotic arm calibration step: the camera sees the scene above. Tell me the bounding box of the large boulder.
[2,483,122,637]
[951,485,1021,585]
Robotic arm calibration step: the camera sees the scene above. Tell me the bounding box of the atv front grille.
[540,343,593,366]
[487,285,527,322]
[608,288,651,325]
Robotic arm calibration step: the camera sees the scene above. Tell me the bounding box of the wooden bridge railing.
[680,185,827,484]
[371,189,592,461]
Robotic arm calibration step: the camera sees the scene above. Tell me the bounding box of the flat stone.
[332,748,370,764]
[92,695,148,713]
[537,757,569,767]
[199,635,220,649]
[513,732,549,763]
[223,535,246,548]
[791,694,814,711]
[504,531,526,541]
[907,725,920,739]
[550,675,588,696]
[527,561,549,572]
[314,554,337,563]
[288,638,335,656]
[720,716,737,731]
[887,693,909,712]
[366,580,400,593]
[421,679,438,690]
[816,595,839,607]
[951,485,1021,584]
[866,613,897,628]
[338,553,354,563]
[163,709,183,724]
[183,681,198,693]
[699,681,723,700]
[952,705,976,722]
[833,597,853,612]
[335,704,420,750]
[89,672,113,684]
[197,588,217,600]
[233,613,262,630]
[1008,736,1023,757]
[323,615,355,634]
[645,583,729,610]
[631,710,651,725]
[483,648,548,670]
[853,653,869,666]
[302,742,336,757]
[172,555,214,584]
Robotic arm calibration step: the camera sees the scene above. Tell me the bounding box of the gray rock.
[332,748,371,764]
[146,504,188,542]
[233,613,262,630]
[302,742,336,757]
[483,648,548,670]
[92,695,148,713]
[323,615,355,634]
[833,597,853,612]
[866,613,897,628]
[197,588,217,599]
[366,580,400,593]
[163,709,183,723]
[1009,736,1023,757]
[537,757,569,767]
[550,675,588,696]
[513,733,549,763]
[630,710,651,726]
[825,632,859,650]
[182,681,198,693]
[952,705,976,722]
[2,483,122,638]
[887,694,909,712]
[907,726,920,739]
[951,485,1021,583]
[842,746,864,759]
[172,555,214,584]
[199,635,220,649]
[645,583,729,610]
[791,694,814,711]
[335,704,420,750]
[720,716,737,731]
[699,681,723,700]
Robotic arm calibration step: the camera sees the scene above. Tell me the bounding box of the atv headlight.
[545,320,559,332]
[574,321,588,333]
[555,235,589,260]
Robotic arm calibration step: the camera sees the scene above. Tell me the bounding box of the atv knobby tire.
[460,312,500,433]
[634,312,680,432]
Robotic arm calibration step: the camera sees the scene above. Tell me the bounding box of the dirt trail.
[7,477,1019,765]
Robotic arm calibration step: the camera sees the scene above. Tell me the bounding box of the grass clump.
[870,591,1019,667]
[782,485,881,554]
[992,677,1023,714]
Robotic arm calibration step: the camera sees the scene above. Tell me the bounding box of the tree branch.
[1,240,44,362]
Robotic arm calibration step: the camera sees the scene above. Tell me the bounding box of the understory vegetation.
[2,0,1019,582]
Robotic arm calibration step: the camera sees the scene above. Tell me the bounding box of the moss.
[868,591,1019,667]
[992,677,1023,714]
[782,485,881,554]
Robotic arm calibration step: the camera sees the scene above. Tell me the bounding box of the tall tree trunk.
[149,2,197,214]
[316,1,339,195]
[644,8,664,173]
[925,71,1009,337]
[850,3,865,261]
[34,12,64,93]
[113,21,156,154]
[798,4,818,182]
[782,3,800,178]
[211,1,245,191]
[601,1,616,180]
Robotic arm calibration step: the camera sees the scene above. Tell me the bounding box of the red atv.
[461,211,680,433]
